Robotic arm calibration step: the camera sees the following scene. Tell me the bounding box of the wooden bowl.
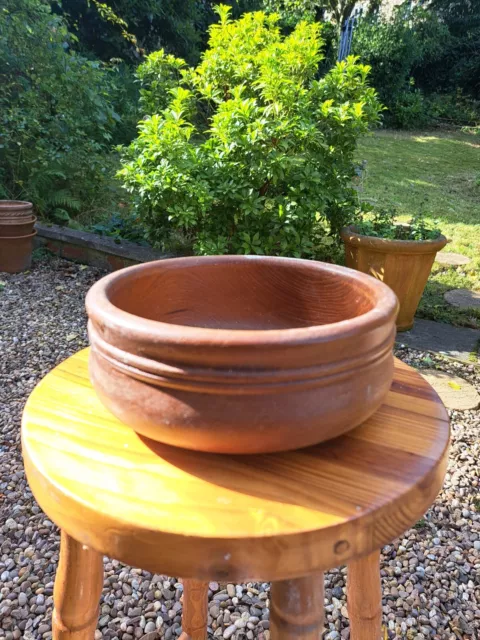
[86,256,399,454]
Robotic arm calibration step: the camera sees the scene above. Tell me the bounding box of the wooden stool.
[22,349,449,640]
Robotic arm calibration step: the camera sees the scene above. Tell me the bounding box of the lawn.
[357,129,480,328]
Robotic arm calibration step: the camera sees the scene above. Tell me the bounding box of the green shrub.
[352,1,480,129]
[55,0,265,64]
[119,6,381,257]
[421,0,480,100]
[89,211,148,245]
[426,91,480,128]
[389,88,432,130]
[261,0,323,26]
[0,0,135,222]
[352,4,449,128]
[54,0,204,64]
[136,49,188,115]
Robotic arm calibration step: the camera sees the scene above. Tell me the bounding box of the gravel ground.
[0,258,479,640]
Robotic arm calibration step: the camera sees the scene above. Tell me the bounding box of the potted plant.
[0,201,37,273]
[341,208,447,331]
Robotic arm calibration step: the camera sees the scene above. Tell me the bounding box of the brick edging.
[35,223,175,271]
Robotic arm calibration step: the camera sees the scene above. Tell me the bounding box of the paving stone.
[435,252,471,266]
[444,288,480,309]
[397,319,480,363]
[420,370,480,410]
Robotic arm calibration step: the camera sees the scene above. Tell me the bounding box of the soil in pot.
[0,232,37,273]
[341,226,447,331]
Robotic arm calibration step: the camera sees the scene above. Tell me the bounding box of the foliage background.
[119,7,381,257]
[351,1,480,128]
[0,0,479,237]
[0,0,137,223]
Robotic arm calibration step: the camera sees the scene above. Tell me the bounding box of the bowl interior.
[106,259,377,331]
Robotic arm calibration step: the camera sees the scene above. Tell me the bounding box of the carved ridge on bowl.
[89,322,396,395]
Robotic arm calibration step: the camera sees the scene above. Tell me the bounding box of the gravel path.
[0,258,479,640]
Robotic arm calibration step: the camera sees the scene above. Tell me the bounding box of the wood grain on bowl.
[86,256,399,453]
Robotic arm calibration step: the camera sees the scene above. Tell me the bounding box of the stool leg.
[179,579,208,640]
[347,550,382,640]
[52,531,104,639]
[270,573,324,639]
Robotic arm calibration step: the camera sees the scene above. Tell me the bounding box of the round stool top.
[22,349,449,582]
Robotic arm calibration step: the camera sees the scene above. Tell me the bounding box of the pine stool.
[22,348,449,640]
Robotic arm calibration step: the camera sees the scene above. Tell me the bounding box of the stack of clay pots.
[0,201,37,273]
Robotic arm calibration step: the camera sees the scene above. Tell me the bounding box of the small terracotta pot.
[341,226,447,332]
[0,216,37,237]
[0,232,37,273]
[0,200,33,220]
[86,255,399,454]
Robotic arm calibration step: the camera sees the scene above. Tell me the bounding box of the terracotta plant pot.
[86,256,399,454]
[0,232,37,273]
[341,226,447,332]
[0,216,37,237]
[0,200,33,220]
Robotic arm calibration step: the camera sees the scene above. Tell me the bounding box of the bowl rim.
[86,255,399,347]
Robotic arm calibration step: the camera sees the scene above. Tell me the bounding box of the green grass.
[357,130,480,328]
[413,517,427,530]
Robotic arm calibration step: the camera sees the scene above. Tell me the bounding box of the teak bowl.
[86,256,399,454]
